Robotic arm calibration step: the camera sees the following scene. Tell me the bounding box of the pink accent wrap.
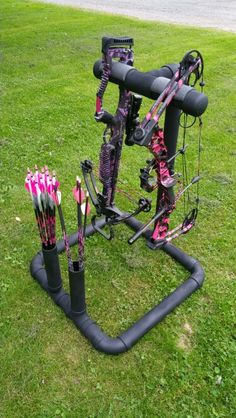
[96,96,102,114]
[146,112,152,121]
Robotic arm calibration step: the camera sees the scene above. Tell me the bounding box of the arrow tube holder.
[31,217,204,355]
[69,262,86,314]
[42,245,62,293]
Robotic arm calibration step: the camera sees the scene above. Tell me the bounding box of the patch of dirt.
[177,322,193,351]
[212,174,233,185]
[183,322,193,335]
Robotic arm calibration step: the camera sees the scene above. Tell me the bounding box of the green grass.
[1,1,236,417]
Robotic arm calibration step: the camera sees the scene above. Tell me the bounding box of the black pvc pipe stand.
[30,214,204,355]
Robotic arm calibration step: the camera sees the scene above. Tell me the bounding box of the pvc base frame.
[30,214,204,355]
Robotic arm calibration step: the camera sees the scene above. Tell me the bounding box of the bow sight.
[30,37,208,354]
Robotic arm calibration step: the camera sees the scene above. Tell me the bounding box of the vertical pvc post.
[155,105,181,214]
[164,105,181,175]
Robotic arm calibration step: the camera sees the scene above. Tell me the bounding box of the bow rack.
[30,36,208,354]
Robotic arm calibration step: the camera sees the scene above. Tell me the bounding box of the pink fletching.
[24,174,32,192]
[38,174,45,193]
[39,180,45,193]
[51,189,59,205]
[24,181,29,192]
[25,181,31,193]
[72,187,85,203]
[31,181,37,196]
[47,177,53,194]
[52,173,60,189]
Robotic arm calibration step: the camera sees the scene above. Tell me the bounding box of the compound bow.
[81,38,205,248]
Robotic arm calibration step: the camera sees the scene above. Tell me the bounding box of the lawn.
[0,1,236,417]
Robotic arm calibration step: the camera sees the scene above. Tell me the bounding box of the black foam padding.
[182,90,208,117]
[125,70,157,97]
[93,60,103,79]
[150,77,208,116]
[145,64,179,78]
[93,60,208,117]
